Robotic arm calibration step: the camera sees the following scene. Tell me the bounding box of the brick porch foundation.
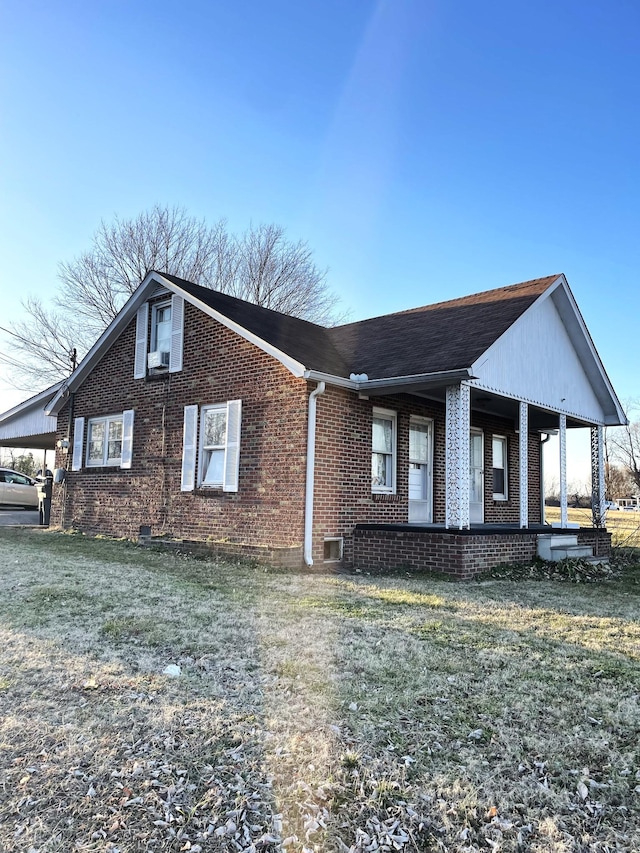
[352,525,612,580]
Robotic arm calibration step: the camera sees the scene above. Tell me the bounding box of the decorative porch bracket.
[519,401,528,528]
[591,425,606,528]
[445,383,470,529]
[559,414,568,528]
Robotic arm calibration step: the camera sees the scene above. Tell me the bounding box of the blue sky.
[1,0,638,482]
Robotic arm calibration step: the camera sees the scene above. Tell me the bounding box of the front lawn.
[0,528,638,852]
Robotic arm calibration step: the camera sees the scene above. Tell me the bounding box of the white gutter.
[303,367,475,393]
[304,381,325,566]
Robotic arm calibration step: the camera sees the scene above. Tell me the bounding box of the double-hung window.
[371,407,397,493]
[87,415,123,466]
[181,400,242,492]
[73,410,135,470]
[200,404,227,486]
[492,435,508,500]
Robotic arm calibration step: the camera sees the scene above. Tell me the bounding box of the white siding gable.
[471,293,604,423]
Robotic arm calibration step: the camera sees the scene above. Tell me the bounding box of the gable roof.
[164,273,559,380]
[160,274,351,376]
[42,270,625,426]
[326,275,558,379]
[0,381,62,449]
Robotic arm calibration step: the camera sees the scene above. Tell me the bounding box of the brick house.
[0,272,626,577]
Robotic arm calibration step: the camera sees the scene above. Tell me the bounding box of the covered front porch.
[350,375,613,578]
[442,381,609,531]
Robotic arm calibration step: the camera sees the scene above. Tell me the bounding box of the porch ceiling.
[0,433,57,450]
[367,383,589,431]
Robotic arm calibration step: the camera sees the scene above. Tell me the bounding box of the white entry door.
[409,418,433,523]
[469,429,484,524]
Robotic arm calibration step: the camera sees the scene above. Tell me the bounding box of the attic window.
[151,301,171,365]
[134,294,184,378]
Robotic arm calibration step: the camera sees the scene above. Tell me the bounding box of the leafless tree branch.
[5,206,345,390]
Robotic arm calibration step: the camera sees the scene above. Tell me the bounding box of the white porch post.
[445,383,470,529]
[591,425,606,528]
[559,413,568,527]
[519,401,529,528]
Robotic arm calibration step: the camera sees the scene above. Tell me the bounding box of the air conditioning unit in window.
[147,350,170,369]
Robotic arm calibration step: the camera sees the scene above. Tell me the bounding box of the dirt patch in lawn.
[0,528,639,852]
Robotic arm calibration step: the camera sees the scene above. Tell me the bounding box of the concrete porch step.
[537,533,594,562]
[546,545,594,561]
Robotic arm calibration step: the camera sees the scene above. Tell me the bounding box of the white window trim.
[136,295,184,378]
[409,415,434,521]
[199,403,227,487]
[372,406,397,494]
[181,400,242,493]
[323,537,344,562]
[150,300,172,358]
[86,414,125,468]
[492,434,508,501]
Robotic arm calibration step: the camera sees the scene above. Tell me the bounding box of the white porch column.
[591,425,606,528]
[445,383,470,529]
[559,413,568,527]
[519,401,529,528]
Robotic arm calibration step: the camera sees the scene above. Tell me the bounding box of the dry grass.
[545,505,640,548]
[0,528,639,852]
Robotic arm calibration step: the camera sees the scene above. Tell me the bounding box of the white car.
[0,468,38,509]
[604,501,620,511]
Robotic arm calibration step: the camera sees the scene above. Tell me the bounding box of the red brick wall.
[49,295,544,570]
[310,387,543,565]
[576,528,612,558]
[352,529,540,579]
[51,300,309,553]
[352,527,611,579]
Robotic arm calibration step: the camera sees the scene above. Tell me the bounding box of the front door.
[469,429,484,523]
[409,418,433,523]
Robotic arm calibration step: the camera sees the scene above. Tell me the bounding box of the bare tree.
[231,223,341,323]
[605,461,632,500]
[4,206,342,390]
[0,450,37,478]
[607,409,640,494]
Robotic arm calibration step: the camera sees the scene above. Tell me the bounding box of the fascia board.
[360,369,474,392]
[470,275,627,426]
[550,280,628,425]
[304,370,357,389]
[304,367,474,393]
[47,274,164,414]
[154,274,307,379]
[0,381,63,423]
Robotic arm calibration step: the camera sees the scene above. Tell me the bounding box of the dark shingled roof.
[326,275,560,379]
[160,274,351,375]
[161,272,560,380]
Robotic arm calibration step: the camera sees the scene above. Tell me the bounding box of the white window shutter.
[120,409,135,469]
[72,417,85,471]
[169,295,184,373]
[181,405,198,491]
[223,400,242,492]
[134,304,149,379]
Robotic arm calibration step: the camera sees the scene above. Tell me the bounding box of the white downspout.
[304,381,325,566]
